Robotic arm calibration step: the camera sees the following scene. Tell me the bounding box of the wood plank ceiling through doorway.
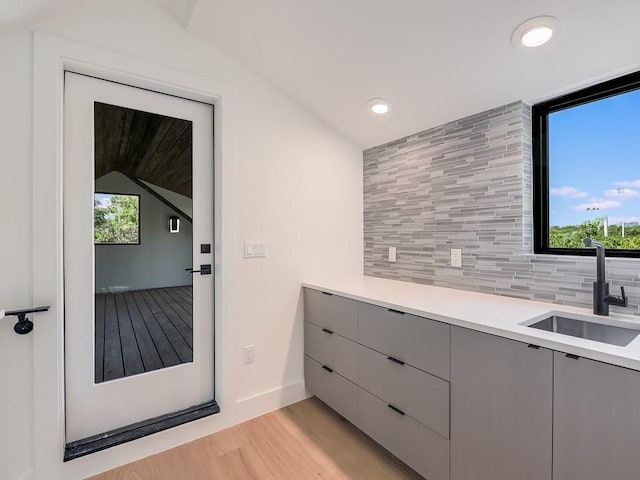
[94,102,193,198]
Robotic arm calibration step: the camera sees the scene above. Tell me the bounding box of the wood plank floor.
[88,397,423,480]
[95,286,193,383]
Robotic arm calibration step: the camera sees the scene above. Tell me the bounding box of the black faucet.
[583,238,628,315]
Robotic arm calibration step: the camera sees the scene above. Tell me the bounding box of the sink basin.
[527,315,640,347]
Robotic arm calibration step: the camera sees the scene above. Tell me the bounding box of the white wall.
[0,1,363,479]
[95,172,193,292]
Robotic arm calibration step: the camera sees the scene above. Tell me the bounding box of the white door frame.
[32,32,234,479]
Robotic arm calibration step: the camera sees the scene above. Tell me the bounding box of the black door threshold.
[64,400,220,461]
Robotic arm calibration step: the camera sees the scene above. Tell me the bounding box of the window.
[533,71,640,257]
[94,193,140,245]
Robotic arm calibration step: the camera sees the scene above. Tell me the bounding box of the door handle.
[4,306,50,335]
[185,265,212,275]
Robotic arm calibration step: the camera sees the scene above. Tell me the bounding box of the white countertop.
[303,275,640,371]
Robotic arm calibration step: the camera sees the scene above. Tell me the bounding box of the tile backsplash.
[363,101,640,315]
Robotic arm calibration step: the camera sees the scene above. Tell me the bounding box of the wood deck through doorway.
[95,286,193,383]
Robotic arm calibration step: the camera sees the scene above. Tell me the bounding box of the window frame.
[532,70,640,257]
[94,191,141,246]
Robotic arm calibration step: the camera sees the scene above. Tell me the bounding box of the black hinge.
[387,404,405,416]
[322,365,333,373]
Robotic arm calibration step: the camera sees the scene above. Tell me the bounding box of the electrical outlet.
[243,345,255,364]
[451,248,462,268]
[389,246,397,262]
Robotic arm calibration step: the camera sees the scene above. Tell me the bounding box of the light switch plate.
[451,248,462,268]
[244,240,266,258]
[389,246,397,262]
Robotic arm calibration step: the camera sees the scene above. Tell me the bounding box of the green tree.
[550,216,640,250]
[94,194,139,244]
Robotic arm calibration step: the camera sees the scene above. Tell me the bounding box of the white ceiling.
[185,0,640,148]
[4,0,640,148]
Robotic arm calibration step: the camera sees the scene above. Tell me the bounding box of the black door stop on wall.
[4,306,50,335]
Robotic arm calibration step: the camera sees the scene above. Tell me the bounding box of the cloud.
[550,186,588,198]
[604,188,640,199]
[613,180,640,188]
[574,199,622,211]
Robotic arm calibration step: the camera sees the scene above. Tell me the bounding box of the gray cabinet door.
[554,352,640,480]
[358,387,450,480]
[304,288,358,340]
[305,322,358,382]
[451,326,552,480]
[304,355,358,425]
[358,302,450,380]
[357,344,450,438]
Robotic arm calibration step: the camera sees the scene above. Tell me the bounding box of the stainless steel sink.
[527,315,640,347]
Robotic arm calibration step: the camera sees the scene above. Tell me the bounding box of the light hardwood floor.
[89,397,423,479]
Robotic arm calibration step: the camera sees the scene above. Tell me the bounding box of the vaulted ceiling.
[5,0,640,149]
[94,102,193,198]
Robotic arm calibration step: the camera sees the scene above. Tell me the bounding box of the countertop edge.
[302,277,640,372]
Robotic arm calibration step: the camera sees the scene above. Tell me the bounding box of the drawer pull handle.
[566,353,580,360]
[387,308,405,315]
[321,292,334,296]
[322,328,334,334]
[322,365,334,373]
[387,356,405,366]
[387,404,405,416]
[527,344,540,349]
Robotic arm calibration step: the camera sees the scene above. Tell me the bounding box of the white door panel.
[64,72,214,442]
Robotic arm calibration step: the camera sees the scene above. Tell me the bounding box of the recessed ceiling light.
[521,25,553,47]
[368,98,390,115]
[512,16,560,49]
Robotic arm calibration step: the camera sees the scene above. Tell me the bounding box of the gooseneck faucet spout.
[583,238,606,283]
[583,238,628,316]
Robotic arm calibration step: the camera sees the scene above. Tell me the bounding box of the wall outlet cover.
[243,345,255,364]
[389,246,397,262]
[451,248,462,268]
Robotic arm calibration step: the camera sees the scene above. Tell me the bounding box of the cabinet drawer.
[358,387,449,480]
[305,322,357,382]
[304,355,357,425]
[358,344,449,438]
[304,288,358,341]
[358,302,450,380]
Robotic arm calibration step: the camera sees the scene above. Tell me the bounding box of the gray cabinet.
[451,326,553,480]
[554,352,640,480]
[304,287,450,479]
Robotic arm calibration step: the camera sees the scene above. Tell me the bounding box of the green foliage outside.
[550,216,640,249]
[94,194,139,244]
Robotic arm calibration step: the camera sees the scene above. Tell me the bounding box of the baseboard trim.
[236,380,309,423]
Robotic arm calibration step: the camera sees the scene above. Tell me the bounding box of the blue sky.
[95,193,113,208]
[549,88,640,227]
